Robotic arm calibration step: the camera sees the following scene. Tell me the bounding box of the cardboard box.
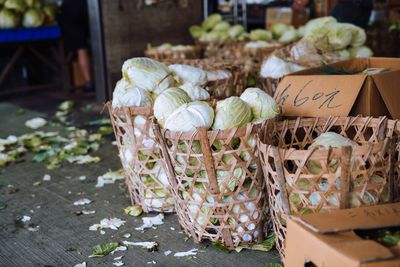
[285,203,400,267]
[274,57,400,119]
[265,7,308,29]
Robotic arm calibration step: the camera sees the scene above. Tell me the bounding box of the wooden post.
[340,146,352,209]
[389,136,398,203]
[152,123,179,190]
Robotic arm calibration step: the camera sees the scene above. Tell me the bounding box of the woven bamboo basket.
[196,40,246,60]
[107,103,174,213]
[144,46,202,61]
[162,58,249,99]
[154,122,267,248]
[257,116,398,259]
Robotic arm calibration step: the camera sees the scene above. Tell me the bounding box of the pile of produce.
[189,13,299,46]
[0,101,110,169]
[0,0,57,29]
[111,57,280,244]
[260,16,374,79]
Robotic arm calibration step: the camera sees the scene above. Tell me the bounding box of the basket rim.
[160,119,266,140]
[107,102,153,116]
[144,45,200,56]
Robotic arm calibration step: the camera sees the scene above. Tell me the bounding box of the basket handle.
[198,128,234,248]
[152,123,179,190]
[198,128,220,195]
[339,146,352,209]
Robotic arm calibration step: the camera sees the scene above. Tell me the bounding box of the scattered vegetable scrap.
[73,198,92,206]
[96,169,124,188]
[124,205,143,217]
[135,214,164,231]
[89,242,119,258]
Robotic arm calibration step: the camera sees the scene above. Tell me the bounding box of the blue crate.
[0,26,61,43]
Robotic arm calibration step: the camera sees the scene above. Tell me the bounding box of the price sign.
[274,75,367,117]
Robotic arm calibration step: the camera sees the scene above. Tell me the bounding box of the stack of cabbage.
[112,57,280,242]
[261,16,374,79]
[189,13,248,42]
[0,0,57,29]
[153,86,279,132]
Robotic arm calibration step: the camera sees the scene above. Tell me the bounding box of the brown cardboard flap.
[292,203,400,234]
[372,70,400,119]
[274,75,366,117]
[331,240,395,263]
[291,57,400,76]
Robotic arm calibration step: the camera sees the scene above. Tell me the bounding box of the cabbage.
[4,0,26,13]
[304,16,337,38]
[0,8,20,28]
[111,79,152,108]
[249,29,272,41]
[297,25,305,37]
[122,57,174,94]
[342,23,366,47]
[189,25,204,39]
[309,132,358,149]
[169,64,207,86]
[25,0,42,8]
[42,4,56,24]
[155,43,173,51]
[290,39,325,65]
[153,87,191,127]
[240,87,279,120]
[179,83,210,101]
[334,49,351,60]
[202,13,222,30]
[245,40,272,49]
[213,21,230,32]
[270,23,291,38]
[260,55,306,79]
[199,31,221,42]
[205,69,231,81]
[22,7,43,27]
[212,97,252,130]
[164,101,214,132]
[278,28,299,44]
[349,46,373,58]
[326,23,353,50]
[227,24,245,40]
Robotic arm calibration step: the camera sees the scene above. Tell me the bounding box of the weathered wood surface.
[0,102,280,266]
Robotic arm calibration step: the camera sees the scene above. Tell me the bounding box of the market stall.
[1,1,400,266]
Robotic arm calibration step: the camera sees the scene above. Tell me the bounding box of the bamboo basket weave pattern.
[162,58,248,99]
[258,116,397,259]
[154,122,266,248]
[108,103,174,213]
[196,40,246,60]
[144,46,201,61]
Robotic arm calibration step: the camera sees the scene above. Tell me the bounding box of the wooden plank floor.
[0,100,281,267]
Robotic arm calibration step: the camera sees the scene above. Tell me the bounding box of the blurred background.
[0,0,398,104]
